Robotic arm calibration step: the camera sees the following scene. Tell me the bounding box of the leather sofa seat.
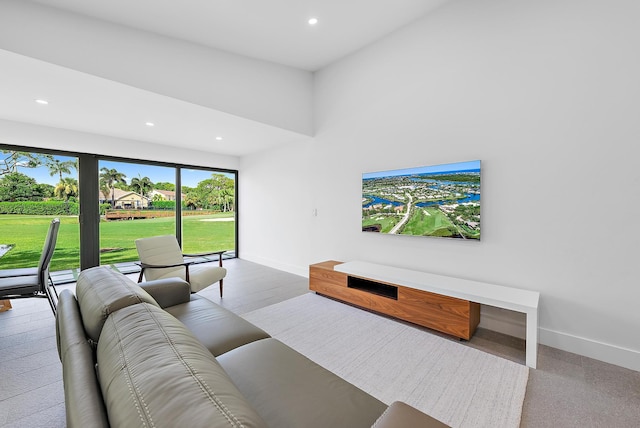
[165,295,269,356]
[56,266,448,427]
[98,302,267,428]
[218,338,387,428]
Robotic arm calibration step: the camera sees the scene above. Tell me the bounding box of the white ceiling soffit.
[28,0,450,71]
[0,49,308,157]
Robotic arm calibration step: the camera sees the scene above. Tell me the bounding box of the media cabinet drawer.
[369,294,475,339]
[311,281,370,308]
[399,287,471,318]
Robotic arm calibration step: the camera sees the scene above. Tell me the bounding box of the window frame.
[0,144,239,270]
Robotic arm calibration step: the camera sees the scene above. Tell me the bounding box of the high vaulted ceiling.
[1,0,449,157]
[30,0,448,71]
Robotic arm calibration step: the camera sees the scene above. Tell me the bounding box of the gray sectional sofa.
[56,266,447,427]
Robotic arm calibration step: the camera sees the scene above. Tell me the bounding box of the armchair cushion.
[136,235,227,293]
[180,263,226,293]
[0,274,39,295]
[0,267,38,278]
[135,235,186,281]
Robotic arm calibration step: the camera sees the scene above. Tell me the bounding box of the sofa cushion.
[217,338,387,428]
[76,266,159,342]
[97,303,267,428]
[165,294,270,356]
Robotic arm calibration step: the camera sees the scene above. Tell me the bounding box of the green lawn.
[401,207,456,237]
[0,213,235,271]
[362,214,401,233]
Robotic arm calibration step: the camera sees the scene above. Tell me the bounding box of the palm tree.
[183,192,198,210]
[130,175,153,197]
[54,177,78,214]
[221,189,234,212]
[54,177,79,201]
[99,167,127,208]
[46,158,75,181]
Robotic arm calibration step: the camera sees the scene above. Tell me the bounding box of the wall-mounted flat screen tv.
[362,160,481,240]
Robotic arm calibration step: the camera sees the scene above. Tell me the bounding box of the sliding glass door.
[180,168,236,257]
[98,159,176,267]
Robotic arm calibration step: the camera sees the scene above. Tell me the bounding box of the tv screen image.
[362,160,481,240]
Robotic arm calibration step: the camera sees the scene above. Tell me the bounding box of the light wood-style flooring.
[1,259,638,427]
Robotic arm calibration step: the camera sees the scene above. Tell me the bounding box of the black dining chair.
[0,218,61,315]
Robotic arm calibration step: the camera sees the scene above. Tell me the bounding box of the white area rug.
[242,293,529,428]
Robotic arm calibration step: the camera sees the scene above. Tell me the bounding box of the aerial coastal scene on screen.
[362,160,481,240]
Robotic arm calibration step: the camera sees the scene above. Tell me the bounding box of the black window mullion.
[78,154,100,270]
[175,166,182,247]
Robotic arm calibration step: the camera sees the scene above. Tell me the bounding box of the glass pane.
[98,160,176,266]
[0,150,80,272]
[181,169,236,256]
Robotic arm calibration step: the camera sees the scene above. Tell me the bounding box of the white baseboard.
[539,328,640,372]
[480,305,640,372]
[240,253,308,278]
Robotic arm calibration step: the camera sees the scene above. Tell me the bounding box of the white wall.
[239,141,313,276]
[242,0,640,370]
[0,0,313,136]
[0,119,239,170]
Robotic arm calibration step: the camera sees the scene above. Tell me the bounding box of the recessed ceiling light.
[215,136,223,141]
[145,122,155,127]
[34,99,49,105]
[308,17,318,25]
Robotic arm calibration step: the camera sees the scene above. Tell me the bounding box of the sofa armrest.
[139,278,191,308]
[56,290,110,428]
[372,402,449,428]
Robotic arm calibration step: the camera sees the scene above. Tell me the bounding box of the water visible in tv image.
[362,160,480,240]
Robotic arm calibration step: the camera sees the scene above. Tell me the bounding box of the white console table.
[335,261,540,368]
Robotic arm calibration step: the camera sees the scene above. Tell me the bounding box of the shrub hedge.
[0,201,112,215]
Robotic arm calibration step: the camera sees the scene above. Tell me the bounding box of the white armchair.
[135,235,227,296]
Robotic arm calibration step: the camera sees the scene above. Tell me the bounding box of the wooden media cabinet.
[309,260,540,368]
[309,260,481,340]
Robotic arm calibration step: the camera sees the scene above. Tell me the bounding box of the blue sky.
[363,160,480,180]
[16,155,234,188]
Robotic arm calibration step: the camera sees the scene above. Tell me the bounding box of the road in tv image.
[362,160,480,240]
